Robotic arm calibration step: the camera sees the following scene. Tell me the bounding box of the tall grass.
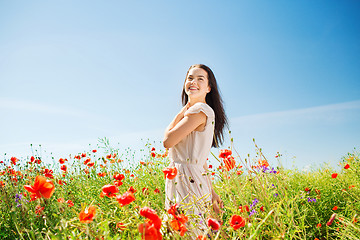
[0,138,359,239]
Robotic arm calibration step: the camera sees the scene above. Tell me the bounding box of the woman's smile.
[184,67,211,100]
[189,86,199,91]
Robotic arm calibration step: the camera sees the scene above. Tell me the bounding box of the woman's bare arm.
[163,111,206,149]
[204,162,224,216]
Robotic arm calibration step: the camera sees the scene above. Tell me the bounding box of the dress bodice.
[168,102,215,166]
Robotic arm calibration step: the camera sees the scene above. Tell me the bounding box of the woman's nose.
[190,79,197,84]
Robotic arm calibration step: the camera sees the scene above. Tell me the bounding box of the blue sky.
[1,1,359,169]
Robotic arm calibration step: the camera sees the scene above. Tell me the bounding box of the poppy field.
[0,138,359,239]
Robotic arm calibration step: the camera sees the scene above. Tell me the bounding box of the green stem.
[248,209,274,239]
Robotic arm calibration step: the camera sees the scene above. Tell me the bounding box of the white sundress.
[165,102,215,237]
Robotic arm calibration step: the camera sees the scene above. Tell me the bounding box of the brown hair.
[181,64,228,147]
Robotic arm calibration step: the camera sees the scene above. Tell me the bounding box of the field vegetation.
[0,138,359,239]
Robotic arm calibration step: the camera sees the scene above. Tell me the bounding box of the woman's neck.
[188,97,206,107]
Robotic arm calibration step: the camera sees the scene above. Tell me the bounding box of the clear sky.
[1,0,359,169]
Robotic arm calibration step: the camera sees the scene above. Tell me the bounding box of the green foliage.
[0,140,359,239]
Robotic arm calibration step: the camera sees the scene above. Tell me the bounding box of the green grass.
[0,138,359,239]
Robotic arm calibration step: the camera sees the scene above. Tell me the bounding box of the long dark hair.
[181,64,228,148]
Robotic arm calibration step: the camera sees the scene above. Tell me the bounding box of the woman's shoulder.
[186,102,215,119]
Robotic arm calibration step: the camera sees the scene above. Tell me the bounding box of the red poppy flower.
[116,222,126,230]
[239,205,250,212]
[11,157,18,165]
[128,186,136,193]
[79,205,96,223]
[138,206,162,240]
[59,158,66,164]
[81,153,86,158]
[29,193,38,201]
[142,187,149,195]
[208,165,213,169]
[219,149,232,159]
[224,156,236,171]
[344,164,350,169]
[88,162,95,167]
[304,187,310,192]
[139,207,162,230]
[23,175,55,199]
[258,159,269,167]
[116,191,135,207]
[30,156,35,162]
[162,167,178,179]
[229,215,246,230]
[170,219,187,236]
[317,223,321,228]
[83,158,91,165]
[113,173,125,181]
[114,180,123,186]
[60,165,67,172]
[332,206,338,211]
[151,147,155,151]
[170,213,188,236]
[57,198,65,203]
[154,188,160,193]
[43,168,54,179]
[35,205,44,215]
[196,236,206,240]
[168,204,180,217]
[260,206,264,212]
[101,184,119,198]
[138,221,162,240]
[92,149,97,153]
[332,173,338,178]
[66,200,74,207]
[151,152,156,158]
[106,154,112,159]
[207,218,220,230]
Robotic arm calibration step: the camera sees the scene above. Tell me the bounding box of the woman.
[163,64,228,236]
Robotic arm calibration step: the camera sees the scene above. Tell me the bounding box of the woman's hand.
[163,102,206,148]
[177,102,190,119]
[212,190,224,217]
[170,103,190,128]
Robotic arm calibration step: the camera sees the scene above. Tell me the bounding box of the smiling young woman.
[163,64,228,237]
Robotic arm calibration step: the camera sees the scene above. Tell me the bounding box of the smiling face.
[184,67,211,101]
